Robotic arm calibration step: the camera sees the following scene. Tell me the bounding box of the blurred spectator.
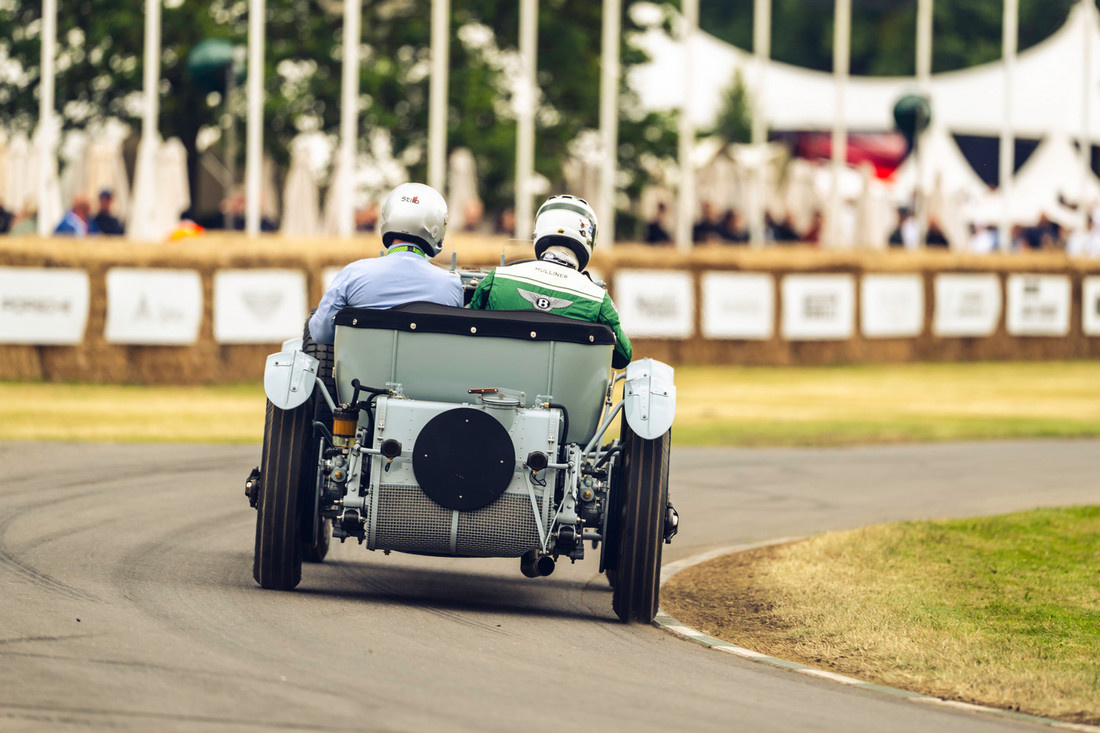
[802,210,824,245]
[767,212,801,243]
[55,195,92,236]
[355,201,379,232]
[888,208,918,249]
[495,207,515,237]
[9,203,36,235]
[693,201,722,244]
[220,188,277,231]
[1020,212,1061,251]
[1066,215,1100,258]
[644,202,672,244]
[462,198,485,232]
[926,217,950,248]
[968,222,998,254]
[719,209,749,244]
[92,189,124,235]
[0,199,12,233]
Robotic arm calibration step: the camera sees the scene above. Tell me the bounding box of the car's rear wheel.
[253,399,311,589]
[610,420,670,623]
[301,320,334,564]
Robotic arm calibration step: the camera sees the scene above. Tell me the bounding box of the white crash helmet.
[533,194,598,270]
[379,182,448,257]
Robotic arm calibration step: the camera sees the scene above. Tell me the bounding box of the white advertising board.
[213,269,309,344]
[1005,274,1070,337]
[105,268,203,345]
[613,270,694,339]
[1085,277,1100,337]
[701,272,774,340]
[933,274,1002,337]
[780,274,855,340]
[861,274,924,339]
[0,267,89,345]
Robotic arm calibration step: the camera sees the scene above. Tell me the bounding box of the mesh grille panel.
[456,493,542,557]
[372,484,543,557]
[374,484,452,554]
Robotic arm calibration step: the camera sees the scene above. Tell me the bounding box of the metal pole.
[338,0,362,237]
[224,66,237,231]
[245,0,265,236]
[749,0,770,247]
[127,0,162,241]
[598,0,621,245]
[915,0,932,248]
[37,0,57,237]
[1082,0,1094,234]
[428,0,450,193]
[515,0,538,242]
[829,0,851,248]
[675,0,698,252]
[998,0,1018,252]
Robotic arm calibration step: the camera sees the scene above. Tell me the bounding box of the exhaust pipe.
[520,549,556,578]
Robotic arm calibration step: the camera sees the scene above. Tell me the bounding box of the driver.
[308,183,463,344]
[468,194,632,369]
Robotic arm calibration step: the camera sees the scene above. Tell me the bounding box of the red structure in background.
[792,132,909,179]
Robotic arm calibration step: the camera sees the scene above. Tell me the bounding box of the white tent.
[631,0,1100,140]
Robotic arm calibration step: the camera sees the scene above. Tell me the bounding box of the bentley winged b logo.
[517,287,573,312]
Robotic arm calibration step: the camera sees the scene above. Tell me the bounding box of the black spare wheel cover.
[413,408,515,511]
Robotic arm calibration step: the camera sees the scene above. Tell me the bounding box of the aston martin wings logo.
[517,287,573,312]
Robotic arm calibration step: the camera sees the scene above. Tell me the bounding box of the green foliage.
[710,70,751,143]
[698,0,1082,75]
[0,0,679,220]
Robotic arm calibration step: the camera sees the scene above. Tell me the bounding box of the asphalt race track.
[1,440,1096,732]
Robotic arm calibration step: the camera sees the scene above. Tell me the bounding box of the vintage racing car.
[246,291,677,623]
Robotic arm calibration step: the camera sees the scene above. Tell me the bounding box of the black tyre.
[301,318,334,563]
[253,399,312,590]
[610,420,671,623]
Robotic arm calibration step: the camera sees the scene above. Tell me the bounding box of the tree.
[697,0,1081,76]
[0,0,679,226]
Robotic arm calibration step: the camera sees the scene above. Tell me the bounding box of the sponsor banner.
[781,274,855,340]
[1005,274,1070,337]
[1084,277,1100,336]
[701,272,775,340]
[613,269,694,339]
[861,274,924,339]
[214,269,309,344]
[933,273,1002,337]
[0,267,90,345]
[105,268,203,345]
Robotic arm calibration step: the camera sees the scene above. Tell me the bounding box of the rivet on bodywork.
[530,331,536,338]
[410,322,417,330]
[471,327,477,334]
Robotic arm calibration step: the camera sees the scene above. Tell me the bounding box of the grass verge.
[3,361,1100,445]
[661,506,1100,726]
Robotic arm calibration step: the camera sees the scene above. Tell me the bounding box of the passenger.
[468,194,632,369]
[307,183,463,344]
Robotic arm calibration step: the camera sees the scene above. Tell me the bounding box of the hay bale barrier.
[1,234,1098,385]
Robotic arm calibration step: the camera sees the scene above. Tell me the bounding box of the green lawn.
[662,506,1100,726]
[3,361,1098,445]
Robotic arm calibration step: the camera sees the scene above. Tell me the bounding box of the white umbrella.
[0,129,10,210]
[281,138,321,237]
[447,147,480,231]
[58,130,89,210]
[30,126,63,234]
[322,154,351,236]
[84,131,132,220]
[128,136,190,242]
[5,133,33,216]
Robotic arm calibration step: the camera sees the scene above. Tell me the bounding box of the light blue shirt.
[308,248,463,344]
